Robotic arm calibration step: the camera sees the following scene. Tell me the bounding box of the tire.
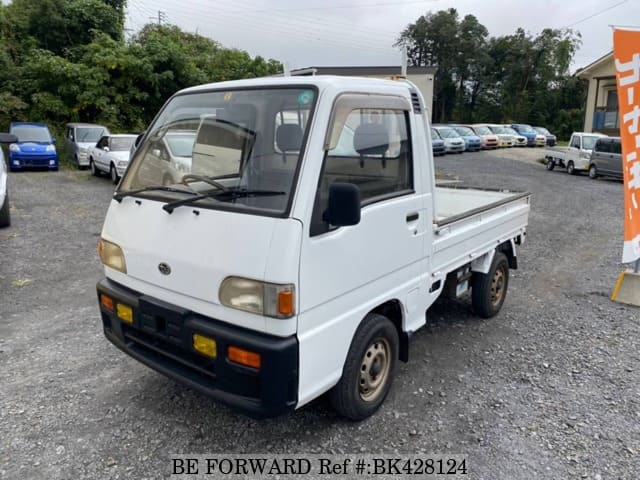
[471,251,509,319]
[110,164,119,184]
[90,160,99,177]
[546,158,555,171]
[0,191,10,228]
[589,164,598,179]
[329,314,399,420]
[567,161,576,175]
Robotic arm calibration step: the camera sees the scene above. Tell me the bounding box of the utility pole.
[150,10,167,26]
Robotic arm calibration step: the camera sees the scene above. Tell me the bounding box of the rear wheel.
[0,191,10,228]
[472,252,509,319]
[546,158,555,171]
[329,314,398,420]
[567,161,576,175]
[589,164,598,179]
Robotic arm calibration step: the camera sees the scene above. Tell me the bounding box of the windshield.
[11,125,52,143]
[120,87,316,216]
[76,127,105,143]
[431,128,441,140]
[534,127,550,135]
[582,136,601,150]
[436,128,459,139]
[515,124,535,133]
[504,127,518,135]
[110,136,136,151]
[474,126,492,135]
[489,126,506,135]
[453,126,474,137]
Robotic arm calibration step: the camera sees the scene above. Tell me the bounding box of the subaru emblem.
[158,262,171,275]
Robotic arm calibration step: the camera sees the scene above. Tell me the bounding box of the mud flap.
[611,270,640,307]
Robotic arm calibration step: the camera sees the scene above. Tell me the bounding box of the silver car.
[588,137,622,180]
[90,134,138,183]
[432,125,465,153]
[65,123,109,168]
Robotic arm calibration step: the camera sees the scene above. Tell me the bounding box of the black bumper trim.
[97,278,299,418]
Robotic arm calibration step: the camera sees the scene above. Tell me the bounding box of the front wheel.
[472,251,509,319]
[110,164,119,184]
[90,160,99,177]
[0,191,10,228]
[329,314,398,420]
[589,164,598,179]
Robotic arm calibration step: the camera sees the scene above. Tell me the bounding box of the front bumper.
[97,278,299,418]
[9,154,58,170]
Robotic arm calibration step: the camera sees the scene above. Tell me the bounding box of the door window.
[570,136,581,149]
[311,104,413,236]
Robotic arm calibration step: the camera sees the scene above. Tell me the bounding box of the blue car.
[8,122,59,171]
[451,125,482,152]
[510,124,538,147]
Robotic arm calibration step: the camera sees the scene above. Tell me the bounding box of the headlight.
[98,238,127,273]
[46,144,56,152]
[219,277,295,318]
[9,144,20,152]
[78,151,88,158]
[117,161,128,168]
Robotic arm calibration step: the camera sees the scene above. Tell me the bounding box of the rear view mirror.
[323,183,361,227]
[0,133,18,144]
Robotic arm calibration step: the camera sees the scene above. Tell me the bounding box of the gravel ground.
[1,149,638,480]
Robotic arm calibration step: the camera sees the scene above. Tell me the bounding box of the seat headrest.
[276,124,303,152]
[353,123,389,156]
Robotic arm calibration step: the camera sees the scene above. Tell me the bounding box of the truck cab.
[96,76,530,419]
[545,132,607,174]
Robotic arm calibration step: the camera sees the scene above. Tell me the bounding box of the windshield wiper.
[113,185,195,203]
[162,188,285,214]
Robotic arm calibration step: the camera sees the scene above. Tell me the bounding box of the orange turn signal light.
[227,346,261,370]
[278,290,294,316]
[100,294,114,312]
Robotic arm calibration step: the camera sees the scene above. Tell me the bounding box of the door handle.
[406,212,419,223]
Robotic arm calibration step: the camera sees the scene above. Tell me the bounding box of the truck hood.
[101,197,302,309]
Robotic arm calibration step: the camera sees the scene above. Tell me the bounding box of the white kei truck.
[96,76,531,420]
[544,132,607,175]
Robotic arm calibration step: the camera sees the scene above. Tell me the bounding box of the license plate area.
[138,296,189,345]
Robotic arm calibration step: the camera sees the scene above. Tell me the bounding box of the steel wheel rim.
[359,337,391,402]
[490,267,506,307]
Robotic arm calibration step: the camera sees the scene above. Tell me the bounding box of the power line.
[564,0,628,28]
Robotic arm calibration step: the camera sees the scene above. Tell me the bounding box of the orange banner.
[614,29,640,264]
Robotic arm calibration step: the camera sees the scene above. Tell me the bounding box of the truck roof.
[179,75,414,96]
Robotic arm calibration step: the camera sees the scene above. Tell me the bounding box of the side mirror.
[52,138,56,144]
[103,146,110,152]
[0,133,18,144]
[323,183,361,227]
[134,132,145,148]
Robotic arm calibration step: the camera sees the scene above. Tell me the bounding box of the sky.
[124,0,639,72]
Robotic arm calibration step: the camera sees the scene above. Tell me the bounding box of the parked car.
[8,122,58,171]
[90,134,138,183]
[544,132,607,174]
[503,126,528,147]
[469,124,499,149]
[139,130,196,185]
[533,126,557,147]
[0,134,18,227]
[488,125,515,147]
[431,128,446,156]
[588,136,622,180]
[65,123,110,169]
[432,125,465,153]
[451,125,482,152]
[510,124,536,146]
